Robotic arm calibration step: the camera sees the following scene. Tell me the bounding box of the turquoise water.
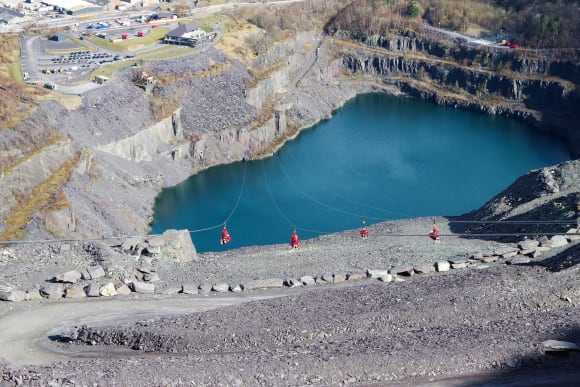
[151,93,570,252]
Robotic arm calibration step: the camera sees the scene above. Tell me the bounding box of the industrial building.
[40,0,103,15]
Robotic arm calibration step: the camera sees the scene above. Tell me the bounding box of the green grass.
[91,59,141,79]
[195,14,231,32]
[137,45,195,60]
[86,27,169,51]
[8,62,22,82]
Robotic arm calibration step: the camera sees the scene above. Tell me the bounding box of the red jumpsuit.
[429,224,440,240]
[290,232,300,248]
[360,228,369,238]
[221,228,232,245]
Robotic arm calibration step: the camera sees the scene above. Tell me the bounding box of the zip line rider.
[429,219,440,241]
[359,216,369,238]
[290,226,300,248]
[221,224,232,245]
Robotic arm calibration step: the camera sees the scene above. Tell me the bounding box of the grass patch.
[194,60,231,77]
[214,17,260,64]
[91,59,141,79]
[86,27,169,51]
[0,152,80,244]
[137,45,195,60]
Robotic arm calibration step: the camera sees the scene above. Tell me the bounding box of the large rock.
[116,284,132,295]
[212,282,229,293]
[366,269,390,279]
[541,340,579,353]
[508,256,531,265]
[122,237,143,255]
[389,266,414,276]
[315,274,333,284]
[241,278,284,291]
[414,264,435,274]
[347,272,367,281]
[548,235,569,248]
[566,228,580,242]
[147,236,166,248]
[518,240,539,250]
[436,261,450,272]
[333,274,346,283]
[300,276,315,286]
[65,287,86,299]
[284,278,302,288]
[493,247,519,257]
[53,270,82,284]
[377,274,392,282]
[0,290,26,302]
[132,281,155,294]
[198,283,212,294]
[161,229,197,263]
[40,284,64,299]
[87,265,106,280]
[84,283,101,297]
[182,284,198,295]
[25,289,42,301]
[99,282,117,297]
[229,284,243,293]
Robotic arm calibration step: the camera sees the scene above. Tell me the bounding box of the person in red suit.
[221,225,232,245]
[290,227,300,248]
[429,220,440,241]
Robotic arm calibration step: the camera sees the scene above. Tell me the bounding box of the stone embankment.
[1,229,577,304]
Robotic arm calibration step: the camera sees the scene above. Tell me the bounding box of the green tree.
[406,1,420,18]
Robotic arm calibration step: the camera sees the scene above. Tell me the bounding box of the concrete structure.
[164,22,206,47]
[0,6,28,24]
[40,0,103,15]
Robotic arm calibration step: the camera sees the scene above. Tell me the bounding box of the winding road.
[0,293,280,367]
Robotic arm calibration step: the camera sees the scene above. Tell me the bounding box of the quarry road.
[0,292,284,367]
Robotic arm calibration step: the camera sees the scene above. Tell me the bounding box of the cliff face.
[340,37,580,158]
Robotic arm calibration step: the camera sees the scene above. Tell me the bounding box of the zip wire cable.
[261,159,294,228]
[222,159,247,226]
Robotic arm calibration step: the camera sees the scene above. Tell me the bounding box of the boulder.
[40,284,64,299]
[471,252,484,260]
[131,281,155,294]
[212,282,229,293]
[122,237,143,255]
[548,235,568,248]
[478,256,498,263]
[333,274,346,283]
[347,272,367,281]
[532,246,551,258]
[436,261,450,272]
[182,284,198,295]
[116,284,132,295]
[198,283,212,294]
[366,270,389,279]
[389,266,414,276]
[284,278,302,288]
[87,265,106,280]
[54,270,82,284]
[156,285,181,295]
[99,282,117,297]
[500,251,518,259]
[160,229,197,263]
[0,290,26,302]
[519,249,536,256]
[300,276,316,286]
[315,274,333,284]
[241,278,284,291]
[493,247,519,256]
[144,245,162,255]
[143,273,160,282]
[537,235,550,247]
[414,264,435,274]
[451,262,468,269]
[84,283,101,297]
[518,240,539,250]
[230,284,243,293]
[566,228,580,242]
[147,236,166,248]
[25,289,42,301]
[541,340,579,353]
[80,269,91,281]
[377,274,392,282]
[65,287,86,299]
[508,256,531,265]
